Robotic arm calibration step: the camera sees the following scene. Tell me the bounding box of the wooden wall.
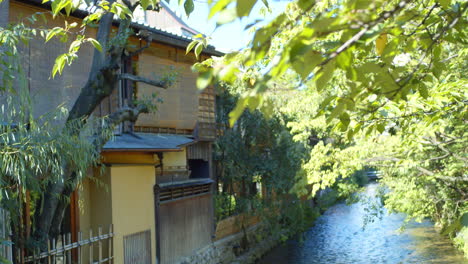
[8,1,96,119]
[187,141,211,161]
[159,194,213,264]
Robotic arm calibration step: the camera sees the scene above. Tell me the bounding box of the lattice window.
[123,230,152,264]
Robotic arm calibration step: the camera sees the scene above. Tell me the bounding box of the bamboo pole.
[77,231,82,264]
[98,227,102,263]
[47,238,52,264]
[89,229,93,264]
[52,238,56,264]
[62,234,66,264]
[108,225,113,264]
[67,233,72,263]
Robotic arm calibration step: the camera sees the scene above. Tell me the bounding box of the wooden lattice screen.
[158,183,213,264]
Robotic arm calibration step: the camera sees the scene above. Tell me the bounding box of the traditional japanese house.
[2,0,221,263]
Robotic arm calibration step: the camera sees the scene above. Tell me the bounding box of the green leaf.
[209,0,233,19]
[336,49,353,70]
[88,38,102,52]
[196,70,212,90]
[184,0,194,16]
[319,96,335,111]
[186,40,197,54]
[297,0,314,10]
[418,84,429,99]
[237,0,257,17]
[194,42,203,59]
[217,8,237,25]
[229,98,247,127]
[327,99,345,123]
[439,0,451,8]
[314,60,335,91]
[52,54,67,78]
[376,122,386,133]
[45,27,63,42]
[339,112,351,129]
[246,95,261,111]
[461,213,468,227]
[141,0,150,9]
[376,33,387,56]
[69,39,82,53]
[290,45,322,79]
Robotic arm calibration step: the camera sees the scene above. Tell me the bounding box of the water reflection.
[258,183,467,264]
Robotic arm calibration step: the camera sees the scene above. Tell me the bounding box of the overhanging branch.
[92,104,150,149]
[120,73,170,88]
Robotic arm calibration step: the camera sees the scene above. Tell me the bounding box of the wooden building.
[2,1,221,263]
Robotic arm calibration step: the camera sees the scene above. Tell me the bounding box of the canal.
[258,183,467,264]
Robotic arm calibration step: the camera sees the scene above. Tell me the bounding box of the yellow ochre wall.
[164,149,187,168]
[78,168,113,261]
[110,165,157,264]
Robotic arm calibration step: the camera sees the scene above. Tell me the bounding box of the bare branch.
[127,33,152,58]
[119,73,170,88]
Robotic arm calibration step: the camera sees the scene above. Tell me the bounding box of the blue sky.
[165,1,289,52]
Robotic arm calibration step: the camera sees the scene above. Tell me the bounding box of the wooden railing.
[22,225,114,264]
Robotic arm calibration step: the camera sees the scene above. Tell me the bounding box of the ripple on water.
[257,183,468,264]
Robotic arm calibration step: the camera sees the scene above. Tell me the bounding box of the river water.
[258,183,467,264]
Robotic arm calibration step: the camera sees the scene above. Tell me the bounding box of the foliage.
[214,77,371,237]
[197,0,467,254]
[193,0,467,133]
[0,87,113,252]
[214,82,311,234]
[454,226,468,255]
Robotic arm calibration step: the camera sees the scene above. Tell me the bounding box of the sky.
[165,1,289,53]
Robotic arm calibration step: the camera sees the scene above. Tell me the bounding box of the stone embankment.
[177,224,281,264]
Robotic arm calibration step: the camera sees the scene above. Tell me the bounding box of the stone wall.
[176,224,282,264]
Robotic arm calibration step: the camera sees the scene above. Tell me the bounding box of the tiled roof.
[103,132,195,152]
[21,0,223,56]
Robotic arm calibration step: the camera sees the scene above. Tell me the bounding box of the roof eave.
[16,0,225,57]
[102,148,183,153]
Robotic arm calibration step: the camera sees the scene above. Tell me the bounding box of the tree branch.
[126,33,152,58]
[319,0,408,67]
[119,73,170,88]
[107,104,149,127]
